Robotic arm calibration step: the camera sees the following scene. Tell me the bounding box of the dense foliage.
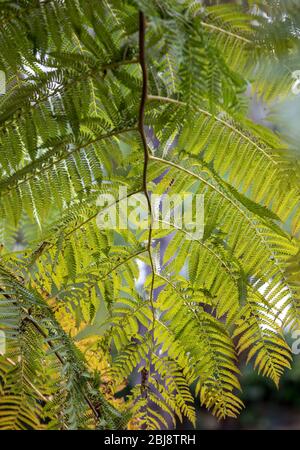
[0,0,300,430]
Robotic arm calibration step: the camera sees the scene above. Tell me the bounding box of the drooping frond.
[0,0,299,430]
[0,263,128,429]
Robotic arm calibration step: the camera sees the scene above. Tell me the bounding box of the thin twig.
[138,10,156,378]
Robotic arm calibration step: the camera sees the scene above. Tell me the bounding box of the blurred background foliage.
[196,355,300,429]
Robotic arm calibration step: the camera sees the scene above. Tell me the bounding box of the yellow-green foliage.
[0,0,300,430]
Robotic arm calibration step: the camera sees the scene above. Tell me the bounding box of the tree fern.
[0,0,299,430]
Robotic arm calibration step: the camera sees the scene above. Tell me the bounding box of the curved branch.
[138,12,156,342]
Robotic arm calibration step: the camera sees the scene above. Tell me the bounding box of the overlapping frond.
[0,0,299,430]
[0,264,127,429]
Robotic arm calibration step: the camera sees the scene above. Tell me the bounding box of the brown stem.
[138,13,156,428]
[138,12,155,340]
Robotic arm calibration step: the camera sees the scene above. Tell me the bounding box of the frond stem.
[147,95,277,164]
[101,249,147,280]
[0,57,140,133]
[0,283,104,424]
[0,126,138,193]
[200,21,251,44]
[148,95,185,106]
[64,189,142,239]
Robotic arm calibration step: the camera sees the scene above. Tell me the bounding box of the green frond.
[0,0,299,430]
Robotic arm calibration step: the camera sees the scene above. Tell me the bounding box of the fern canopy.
[0,0,300,430]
